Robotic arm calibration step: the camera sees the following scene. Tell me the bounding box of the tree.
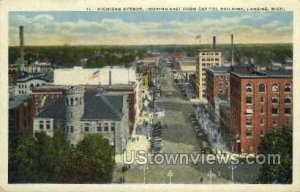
[8,130,69,183]
[62,134,115,183]
[258,127,292,183]
[8,133,39,183]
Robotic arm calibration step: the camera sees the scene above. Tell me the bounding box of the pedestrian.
[137,136,139,141]
[122,176,125,183]
[200,177,203,183]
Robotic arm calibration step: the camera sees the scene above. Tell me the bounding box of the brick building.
[230,69,292,153]
[9,95,35,133]
[206,66,230,119]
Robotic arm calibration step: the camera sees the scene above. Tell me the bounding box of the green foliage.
[62,134,115,183]
[9,131,115,183]
[258,127,292,184]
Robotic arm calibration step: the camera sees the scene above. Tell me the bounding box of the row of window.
[201,63,220,67]
[245,118,291,137]
[246,116,291,126]
[245,107,291,115]
[245,83,292,93]
[65,97,83,106]
[202,58,220,61]
[201,52,220,56]
[246,96,292,104]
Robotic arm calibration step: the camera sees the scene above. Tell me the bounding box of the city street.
[113,61,231,184]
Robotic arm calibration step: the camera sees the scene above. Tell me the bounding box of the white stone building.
[33,85,130,154]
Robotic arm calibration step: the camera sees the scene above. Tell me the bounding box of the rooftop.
[231,69,292,78]
[37,92,124,121]
[207,66,230,73]
[9,95,32,109]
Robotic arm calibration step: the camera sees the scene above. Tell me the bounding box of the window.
[285,83,291,92]
[260,119,264,125]
[259,84,265,92]
[111,122,115,131]
[260,97,264,103]
[246,118,252,126]
[39,121,44,129]
[70,126,74,133]
[273,119,278,125]
[246,108,253,114]
[46,120,51,130]
[272,96,278,103]
[285,96,291,103]
[97,123,102,132]
[285,108,291,114]
[104,122,109,132]
[272,84,279,92]
[260,129,265,136]
[246,84,252,92]
[246,129,252,137]
[246,96,252,104]
[286,118,290,125]
[272,107,278,115]
[84,123,90,132]
[260,107,264,114]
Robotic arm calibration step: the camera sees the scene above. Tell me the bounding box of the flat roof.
[207,66,230,73]
[231,69,292,78]
[9,95,32,109]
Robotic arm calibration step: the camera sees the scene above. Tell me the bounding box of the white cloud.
[8,13,292,45]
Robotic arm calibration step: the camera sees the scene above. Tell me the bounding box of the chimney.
[231,34,234,66]
[212,36,216,49]
[19,26,25,67]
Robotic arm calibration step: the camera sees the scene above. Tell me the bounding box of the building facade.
[206,66,230,120]
[195,49,222,100]
[33,85,130,154]
[230,70,292,153]
[9,95,35,133]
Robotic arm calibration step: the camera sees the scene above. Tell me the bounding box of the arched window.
[30,84,34,90]
[246,83,252,92]
[272,96,278,103]
[259,84,265,92]
[285,83,291,92]
[75,97,78,105]
[285,96,291,103]
[272,84,279,92]
[70,98,74,105]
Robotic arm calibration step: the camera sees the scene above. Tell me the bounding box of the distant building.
[31,85,66,115]
[230,69,292,153]
[54,66,137,86]
[15,74,53,95]
[9,95,35,134]
[195,49,222,100]
[33,86,130,154]
[178,57,196,82]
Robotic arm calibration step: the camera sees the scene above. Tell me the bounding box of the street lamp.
[140,164,149,184]
[167,170,174,184]
[207,169,216,183]
[228,163,237,183]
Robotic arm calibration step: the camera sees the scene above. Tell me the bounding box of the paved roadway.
[115,64,231,184]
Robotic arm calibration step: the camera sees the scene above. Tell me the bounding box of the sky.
[9,11,293,46]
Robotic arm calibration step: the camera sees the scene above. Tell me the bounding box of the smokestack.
[212,36,216,49]
[231,34,234,66]
[19,26,25,67]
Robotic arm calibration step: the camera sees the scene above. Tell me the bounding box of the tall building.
[195,37,222,100]
[230,69,292,153]
[206,66,230,120]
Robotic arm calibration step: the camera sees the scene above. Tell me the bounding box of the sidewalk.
[115,130,150,164]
